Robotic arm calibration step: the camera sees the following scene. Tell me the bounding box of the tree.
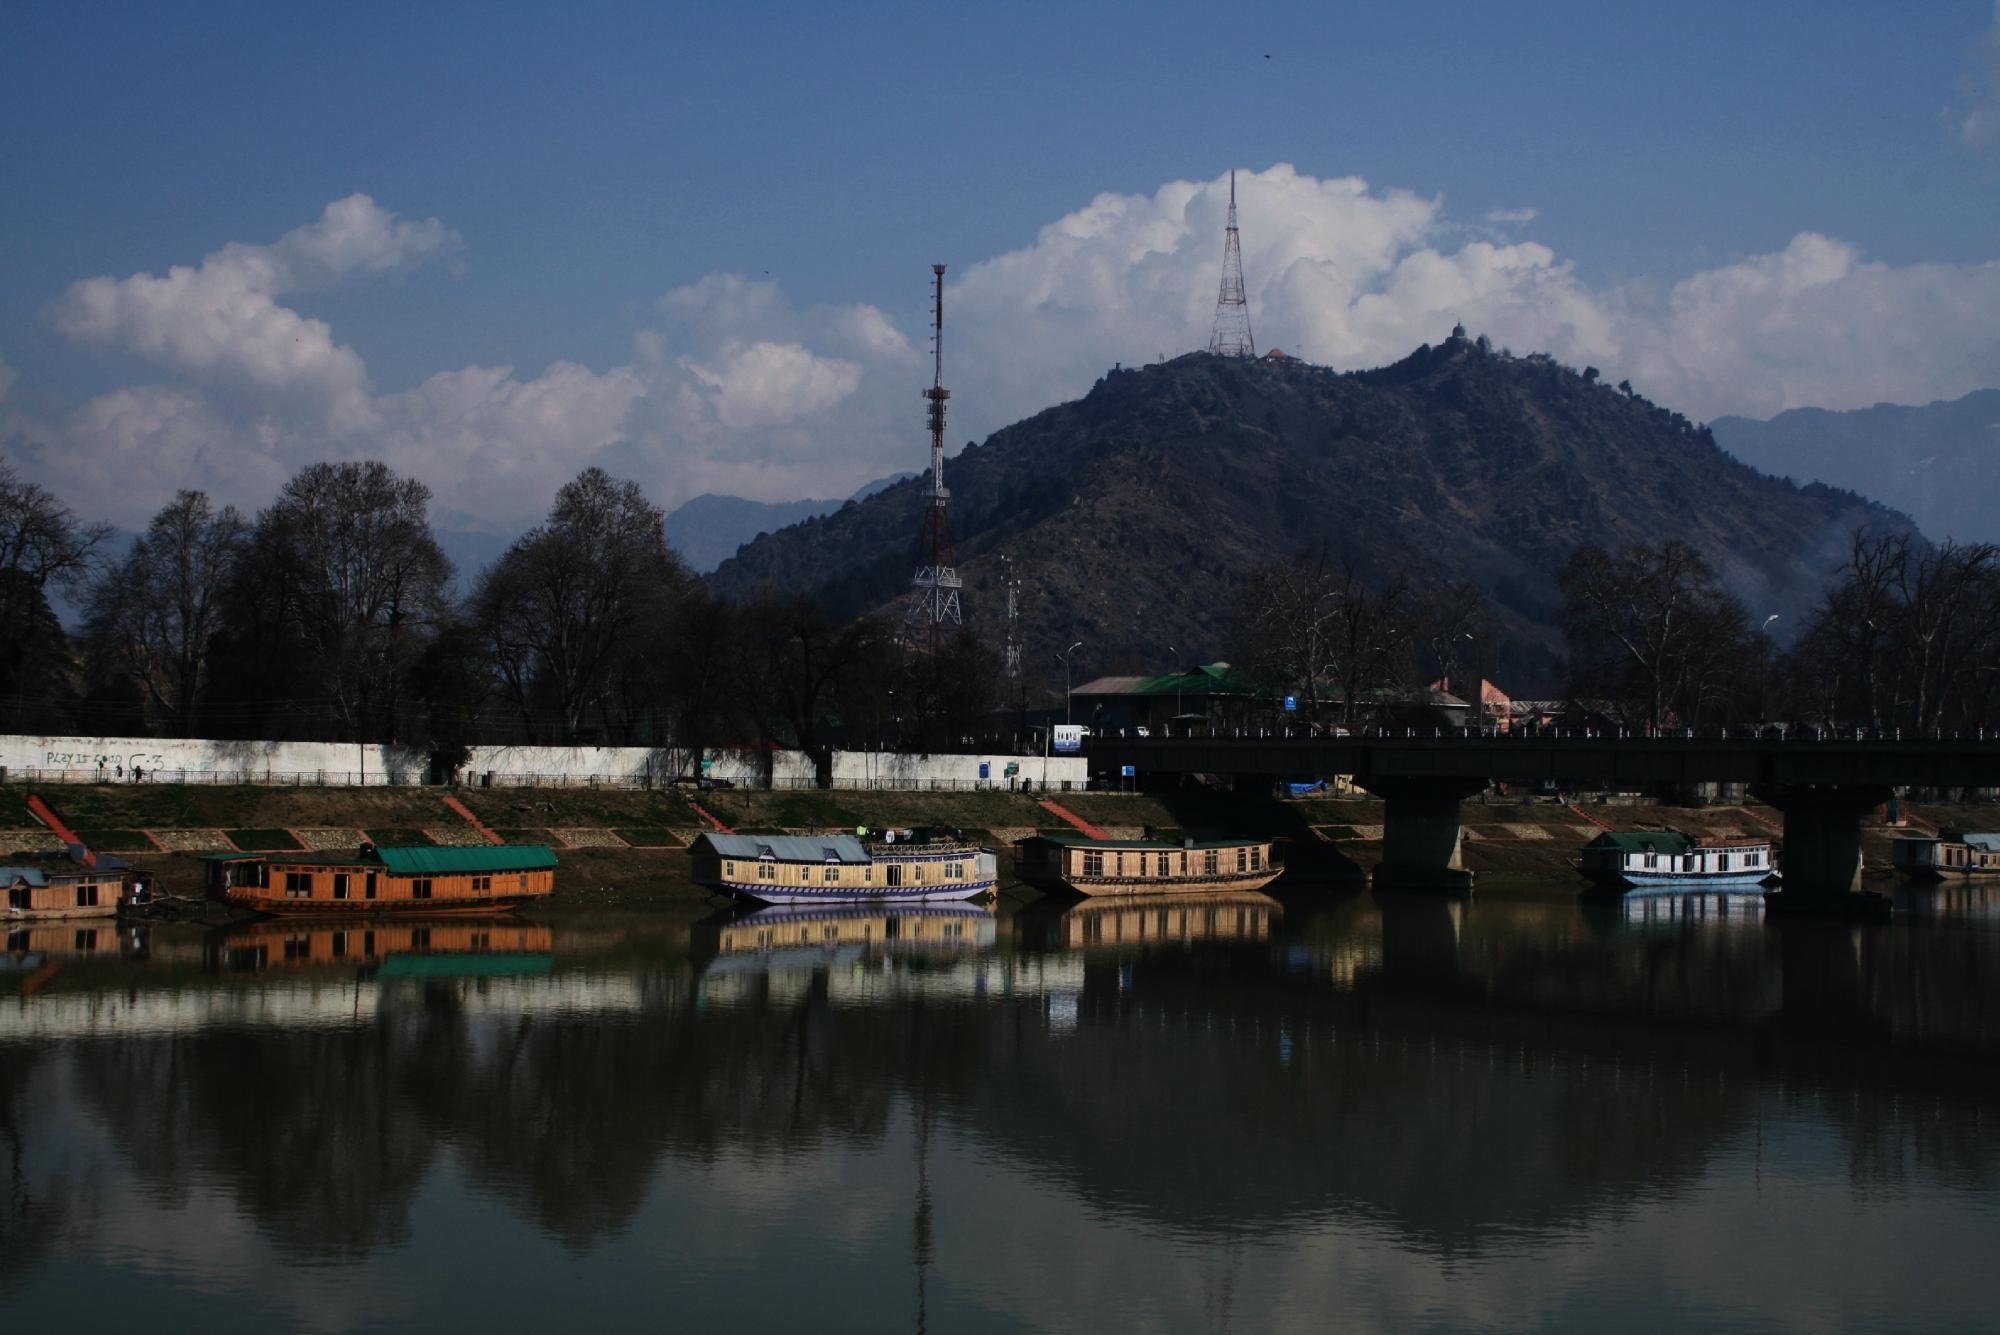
[730,594,884,786]
[471,468,693,743]
[83,490,247,734]
[1559,540,1759,731]
[0,461,110,729]
[1231,554,1415,727]
[219,462,452,740]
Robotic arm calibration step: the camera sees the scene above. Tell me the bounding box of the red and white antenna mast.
[908,263,963,636]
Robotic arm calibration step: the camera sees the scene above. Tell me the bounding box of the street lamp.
[1168,645,1181,733]
[1057,641,1084,725]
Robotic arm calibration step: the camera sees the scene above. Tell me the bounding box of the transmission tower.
[1207,170,1255,358]
[1000,554,1021,681]
[907,264,963,637]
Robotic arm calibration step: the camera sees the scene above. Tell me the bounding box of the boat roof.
[693,832,872,864]
[0,866,51,887]
[199,845,558,873]
[1015,832,1267,851]
[1962,833,2000,852]
[1585,831,1692,854]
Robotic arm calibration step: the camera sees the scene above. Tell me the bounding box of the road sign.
[1120,764,1135,777]
[1283,695,1297,712]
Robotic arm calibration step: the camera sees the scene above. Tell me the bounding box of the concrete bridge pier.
[1358,776,1486,894]
[1753,782,1894,916]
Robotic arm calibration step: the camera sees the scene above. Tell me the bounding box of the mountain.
[664,474,916,573]
[1711,390,2000,546]
[709,340,1915,690]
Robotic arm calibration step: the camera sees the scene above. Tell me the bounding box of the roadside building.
[1069,663,1262,735]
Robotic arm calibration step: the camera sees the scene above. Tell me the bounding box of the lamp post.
[1168,645,1181,734]
[1057,641,1084,725]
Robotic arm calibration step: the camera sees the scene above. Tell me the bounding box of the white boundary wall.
[0,735,1086,790]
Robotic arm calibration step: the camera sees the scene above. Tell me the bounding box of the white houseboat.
[688,831,998,905]
[1578,831,1777,890]
[1892,832,2000,879]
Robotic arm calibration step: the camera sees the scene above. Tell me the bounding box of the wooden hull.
[706,879,996,906]
[219,890,547,916]
[1042,869,1283,898]
[5,902,121,921]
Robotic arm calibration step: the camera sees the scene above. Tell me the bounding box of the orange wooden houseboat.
[4,862,127,921]
[201,844,557,915]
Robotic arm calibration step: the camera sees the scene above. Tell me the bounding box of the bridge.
[1083,733,2000,908]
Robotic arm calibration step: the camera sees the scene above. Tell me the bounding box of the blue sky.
[3,1,1998,530]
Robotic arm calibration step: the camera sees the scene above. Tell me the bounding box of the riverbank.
[2,781,1985,904]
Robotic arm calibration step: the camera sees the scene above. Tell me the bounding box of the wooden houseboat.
[1893,831,2000,879]
[209,918,554,975]
[1012,833,1280,897]
[1577,831,1776,890]
[687,831,998,905]
[1015,891,1281,951]
[3,862,127,920]
[201,844,557,915]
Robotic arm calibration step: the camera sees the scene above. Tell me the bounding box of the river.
[4,884,1999,1332]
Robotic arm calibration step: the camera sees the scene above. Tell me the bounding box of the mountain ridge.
[711,340,1917,690]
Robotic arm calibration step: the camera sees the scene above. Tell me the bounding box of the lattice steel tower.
[908,264,963,635]
[1000,554,1021,681]
[1207,170,1255,358]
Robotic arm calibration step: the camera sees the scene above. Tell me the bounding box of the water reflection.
[3,887,2000,1328]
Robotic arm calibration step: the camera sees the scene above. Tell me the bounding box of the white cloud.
[14,174,2000,533]
[53,194,458,430]
[1484,207,1539,225]
[1959,2,2000,148]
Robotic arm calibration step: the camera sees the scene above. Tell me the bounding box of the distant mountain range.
[663,473,915,573]
[709,340,1916,690]
[1711,390,2000,546]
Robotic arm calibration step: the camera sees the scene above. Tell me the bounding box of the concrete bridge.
[1084,733,2000,908]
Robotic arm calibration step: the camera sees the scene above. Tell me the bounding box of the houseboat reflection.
[207,918,555,976]
[693,901,996,967]
[1014,891,1282,952]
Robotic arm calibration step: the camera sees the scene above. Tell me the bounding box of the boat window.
[75,883,99,908]
[1083,850,1104,877]
[758,862,776,880]
[1204,850,1218,875]
[1720,853,1731,871]
[473,876,492,893]
[332,874,349,900]
[285,872,312,898]
[366,873,378,899]
[824,866,840,883]
[1645,852,1656,868]
[412,878,434,900]
[1236,848,1248,873]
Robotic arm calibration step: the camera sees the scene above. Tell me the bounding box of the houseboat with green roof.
[1577,830,1776,890]
[1012,833,1280,897]
[201,843,557,915]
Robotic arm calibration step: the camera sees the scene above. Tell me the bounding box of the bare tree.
[232,462,453,740]
[84,490,246,734]
[1231,554,1415,727]
[473,468,692,742]
[1560,540,1756,731]
[0,460,111,728]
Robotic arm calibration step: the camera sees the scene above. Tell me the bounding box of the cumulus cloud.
[54,194,457,429]
[1959,2,2000,148]
[14,173,2000,533]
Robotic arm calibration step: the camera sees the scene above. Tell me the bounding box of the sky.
[3,0,1999,536]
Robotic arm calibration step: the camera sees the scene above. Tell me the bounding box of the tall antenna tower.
[1001,554,1021,681]
[1207,170,1255,358]
[908,264,963,636]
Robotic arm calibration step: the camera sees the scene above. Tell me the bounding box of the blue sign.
[1120,764,1135,777]
[978,762,990,779]
[1283,695,1297,712]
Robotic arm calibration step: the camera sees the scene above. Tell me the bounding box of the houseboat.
[1012,833,1281,897]
[1892,831,2000,879]
[201,843,557,915]
[3,862,128,920]
[687,831,998,904]
[1577,830,1777,890]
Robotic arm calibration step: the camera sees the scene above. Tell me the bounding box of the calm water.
[4,885,2000,1333]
